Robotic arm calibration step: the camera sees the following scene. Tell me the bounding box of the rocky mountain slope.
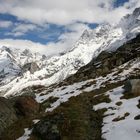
[0,7,140,140]
[1,8,140,97]
[0,31,140,140]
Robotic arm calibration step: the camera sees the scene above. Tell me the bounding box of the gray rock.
[33,120,61,140]
[130,79,140,95]
[124,79,140,95]
[22,62,39,74]
[124,80,132,92]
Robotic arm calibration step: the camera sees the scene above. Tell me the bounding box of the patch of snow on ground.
[93,86,140,140]
[16,128,32,140]
[33,119,40,124]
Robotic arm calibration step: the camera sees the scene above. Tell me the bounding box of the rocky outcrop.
[0,97,17,135]
[22,62,39,74]
[0,96,40,136]
[124,79,140,96]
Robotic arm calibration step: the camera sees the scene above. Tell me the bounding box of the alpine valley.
[0,7,140,140]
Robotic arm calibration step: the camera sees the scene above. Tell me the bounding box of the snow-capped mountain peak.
[1,7,140,96]
[0,46,49,87]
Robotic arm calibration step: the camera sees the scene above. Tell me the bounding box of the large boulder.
[14,96,40,117]
[33,115,63,140]
[124,79,140,96]
[33,121,61,140]
[0,97,17,135]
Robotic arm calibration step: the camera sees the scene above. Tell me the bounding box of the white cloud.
[0,37,73,56]
[46,23,90,54]
[0,0,139,25]
[13,23,36,33]
[0,23,89,55]
[0,20,13,28]
[0,38,50,55]
[6,23,37,37]
[6,31,25,37]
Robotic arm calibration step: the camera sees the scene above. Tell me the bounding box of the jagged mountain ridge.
[1,7,140,96]
[0,46,48,85]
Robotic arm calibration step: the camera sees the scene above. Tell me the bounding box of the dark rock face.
[22,62,39,74]
[33,122,60,140]
[0,96,40,137]
[14,96,40,117]
[22,49,32,57]
[0,97,17,135]
[133,7,140,17]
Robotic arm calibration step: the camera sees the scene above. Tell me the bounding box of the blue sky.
[115,0,129,6]
[0,14,64,44]
[0,0,139,55]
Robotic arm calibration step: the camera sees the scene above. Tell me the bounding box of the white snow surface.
[16,128,32,140]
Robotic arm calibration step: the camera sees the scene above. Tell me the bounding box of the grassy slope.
[32,82,123,140]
